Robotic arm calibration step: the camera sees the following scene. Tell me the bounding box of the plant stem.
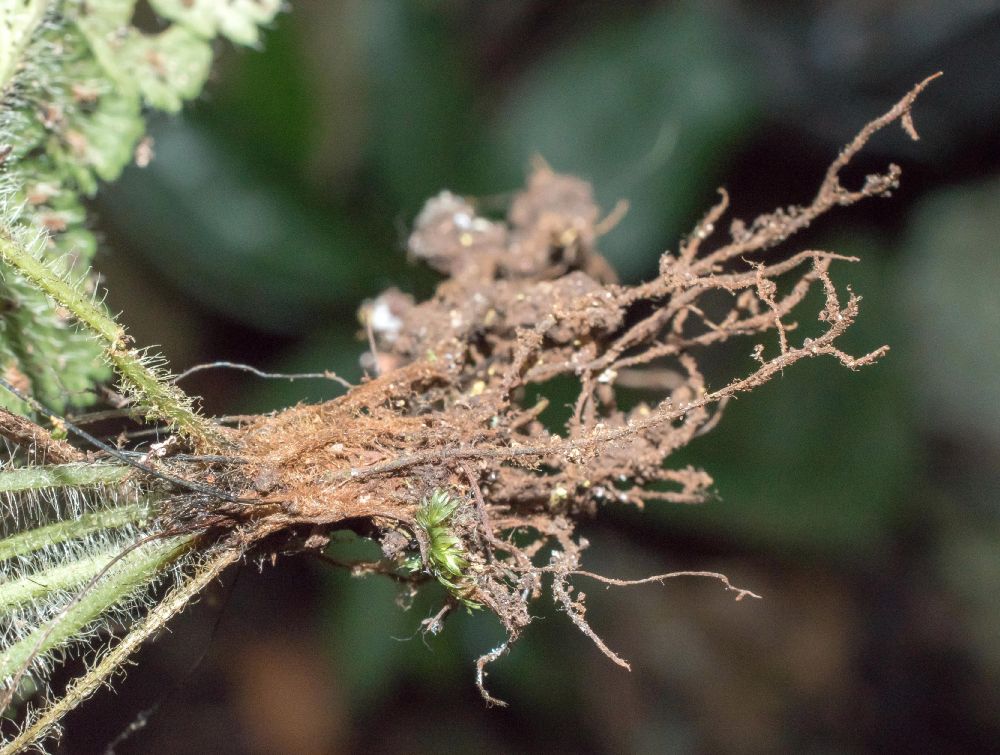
[0,535,193,681]
[0,232,217,443]
[0,545,125,613]
[2,546,238,754]
[0,462,131,493]
[0,501,151,562]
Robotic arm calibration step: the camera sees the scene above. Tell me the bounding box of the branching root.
[0,77,938,730]
[198,76,933,701]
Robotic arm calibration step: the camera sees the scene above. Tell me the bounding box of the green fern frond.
[0,0,280,417]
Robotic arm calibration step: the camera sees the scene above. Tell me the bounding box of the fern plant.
[0,0,278,749]
[0,1,940,751]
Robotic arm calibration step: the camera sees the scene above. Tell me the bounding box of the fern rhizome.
[0,2,939,750]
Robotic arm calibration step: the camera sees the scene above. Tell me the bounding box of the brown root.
[144,76,936,703]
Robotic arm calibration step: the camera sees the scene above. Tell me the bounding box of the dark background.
[57,1,1000,752]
